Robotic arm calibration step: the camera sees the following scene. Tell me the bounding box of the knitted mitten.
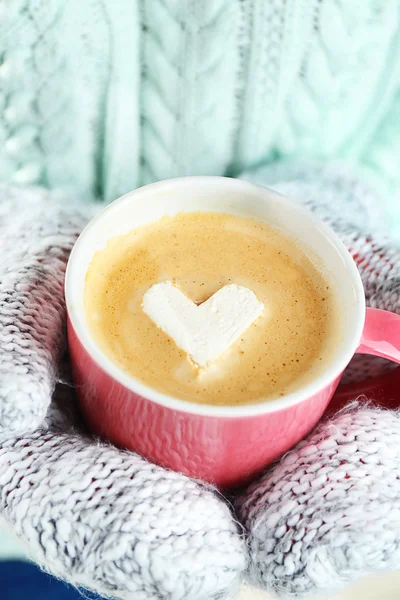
[237,405,400,599]
[237,161,400,598]
[0,185,246,600]
[1,164,400,600]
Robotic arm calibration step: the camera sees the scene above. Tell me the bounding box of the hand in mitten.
[2,167,399,600]
[237,161,400,598]
[0,185,246,600]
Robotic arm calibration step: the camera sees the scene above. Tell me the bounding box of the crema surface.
[85,212,338,406]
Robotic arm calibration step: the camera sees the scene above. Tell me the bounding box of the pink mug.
[65,177,400,488]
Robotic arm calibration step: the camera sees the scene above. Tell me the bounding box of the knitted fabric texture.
[0,185,91,435]
[0,430,245,600]
[239,161,400,597]
[0,162,400,599]
[0,185,247,600]
[236,406,400,598]
[1,1,400,233]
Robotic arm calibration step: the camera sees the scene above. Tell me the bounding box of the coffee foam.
[84,211,340,406]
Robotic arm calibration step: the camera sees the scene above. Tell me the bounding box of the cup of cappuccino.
[65,177,400,487]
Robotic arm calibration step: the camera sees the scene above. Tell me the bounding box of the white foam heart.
[142,281,264,367]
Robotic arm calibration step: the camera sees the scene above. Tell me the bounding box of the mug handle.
[357,307,400,363]
[328,308,400,414]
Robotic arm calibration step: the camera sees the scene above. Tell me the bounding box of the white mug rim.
[65,176,366,418]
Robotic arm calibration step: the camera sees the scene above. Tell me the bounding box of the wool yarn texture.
[0,162,399,598]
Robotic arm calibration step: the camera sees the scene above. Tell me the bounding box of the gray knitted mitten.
[0,185,246,600]
[1,164,399,600]
[237,405,400,598]
[237,161,400,598]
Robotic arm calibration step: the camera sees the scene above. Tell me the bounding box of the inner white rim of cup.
[65,176,366,418]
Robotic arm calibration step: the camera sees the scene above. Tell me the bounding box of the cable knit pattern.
[139,0,240,186]
[277,1,400,159]
[237,407,400,598]
[1,2,400,597]
[1,1,400,232]
[100,0,140,203]
[0,0,111,201]
[0,0,49,186]
[233,0,315,169]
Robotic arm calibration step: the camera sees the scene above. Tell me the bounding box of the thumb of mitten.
[0,186,92,435]
[236,406,400,598]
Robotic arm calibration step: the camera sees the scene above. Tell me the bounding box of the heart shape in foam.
[142,281,264,367]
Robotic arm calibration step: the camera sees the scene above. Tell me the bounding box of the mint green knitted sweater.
[1,1,400,234]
